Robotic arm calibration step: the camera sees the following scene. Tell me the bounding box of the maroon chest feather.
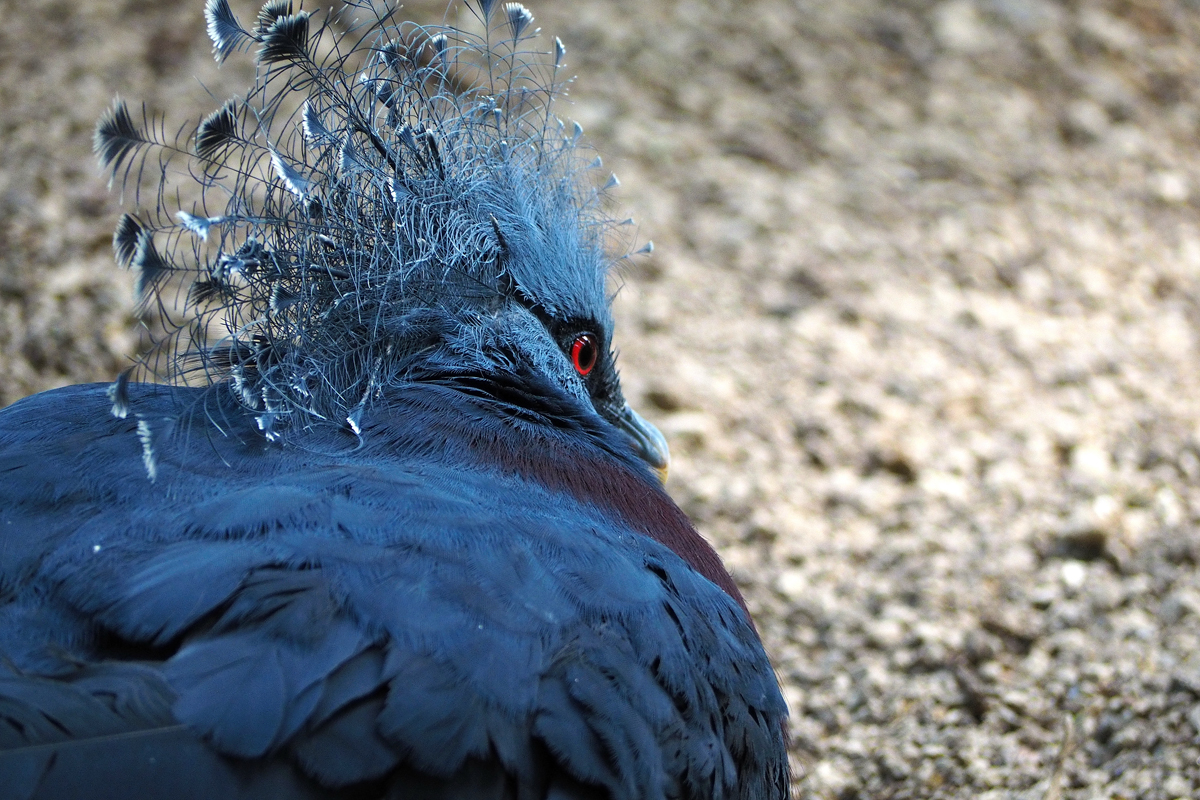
[491,429,749,617]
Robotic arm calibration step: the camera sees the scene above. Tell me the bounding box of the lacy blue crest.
[95,0,628,437]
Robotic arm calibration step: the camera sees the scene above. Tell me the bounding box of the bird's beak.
[616,403,670,483]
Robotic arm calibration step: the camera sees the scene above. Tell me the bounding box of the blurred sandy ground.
[3,0,1200,796]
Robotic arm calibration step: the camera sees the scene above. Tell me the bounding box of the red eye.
[570,333,598,377]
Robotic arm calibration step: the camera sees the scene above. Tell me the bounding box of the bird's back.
[0,381,788,799]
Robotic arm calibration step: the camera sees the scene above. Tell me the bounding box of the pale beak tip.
[616,403,671,484]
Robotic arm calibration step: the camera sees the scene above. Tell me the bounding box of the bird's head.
[95,0,669,479]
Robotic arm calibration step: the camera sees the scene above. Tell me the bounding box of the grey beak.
[615,403,670,483]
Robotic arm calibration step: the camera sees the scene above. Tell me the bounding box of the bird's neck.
[389,382,750,618]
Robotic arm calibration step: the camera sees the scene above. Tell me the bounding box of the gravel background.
[3,0,1200,797]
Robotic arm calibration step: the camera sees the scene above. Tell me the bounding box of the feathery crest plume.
[95,0,628,437]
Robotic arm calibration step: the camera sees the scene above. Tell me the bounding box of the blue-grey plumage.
[0,1,790,798]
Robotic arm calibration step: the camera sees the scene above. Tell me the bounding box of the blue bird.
[0,1,790,798]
